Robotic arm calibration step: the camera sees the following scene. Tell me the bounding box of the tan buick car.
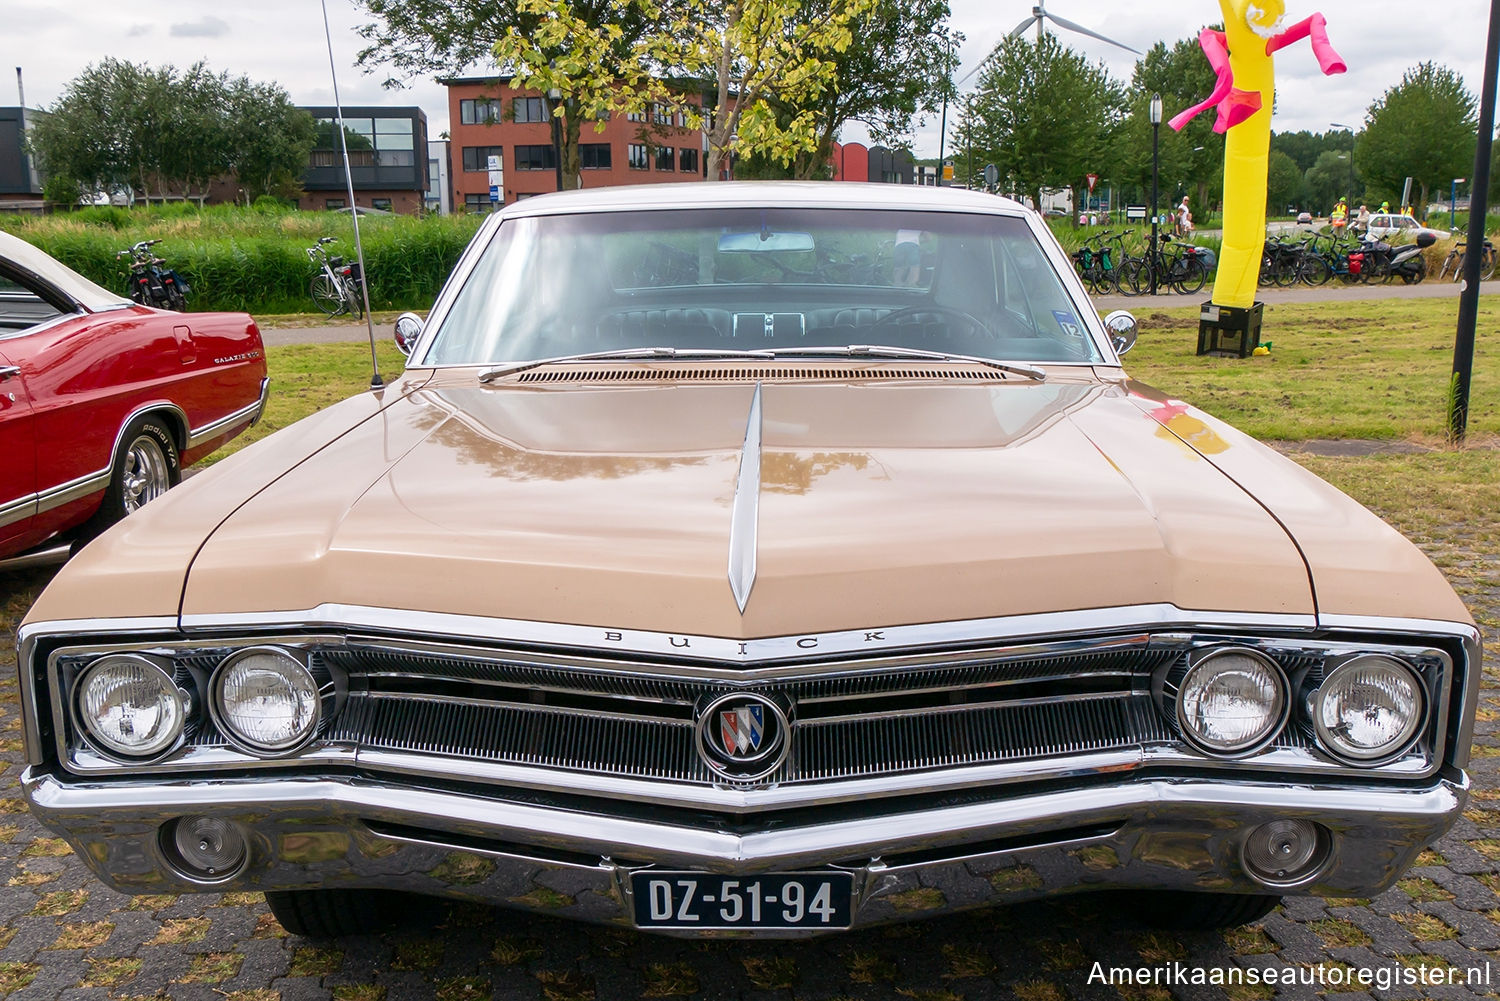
[17,183,1480,938]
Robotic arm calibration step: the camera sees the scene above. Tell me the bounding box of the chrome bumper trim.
[34,468,110,517]
[187,380,268,450]
[23,770,1467,935]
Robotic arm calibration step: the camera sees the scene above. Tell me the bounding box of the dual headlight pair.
[1177,648,1424,764]
[74,647,321,761]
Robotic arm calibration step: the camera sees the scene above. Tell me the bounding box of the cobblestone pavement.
[1,539,1497,1001]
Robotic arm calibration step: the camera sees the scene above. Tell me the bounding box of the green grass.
[1126,299,1498,441]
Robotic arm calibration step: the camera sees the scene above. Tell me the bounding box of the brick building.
[442,77,720,212]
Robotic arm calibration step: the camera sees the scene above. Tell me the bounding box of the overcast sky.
[2,0,1493,156]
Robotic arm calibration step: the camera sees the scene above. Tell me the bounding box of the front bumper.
[23,769,1467,937]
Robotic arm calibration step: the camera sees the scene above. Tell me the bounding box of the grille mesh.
[320,643,1178,786]
[516,366,1010,383]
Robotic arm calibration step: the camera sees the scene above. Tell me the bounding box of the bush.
[42,176,82,209]
[0,204,485,314]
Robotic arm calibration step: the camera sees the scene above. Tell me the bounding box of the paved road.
[1,545,1497,1000]
[259,280,1500,348]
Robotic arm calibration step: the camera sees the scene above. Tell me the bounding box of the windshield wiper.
[478,347,776,383]
[767,345,1047,382]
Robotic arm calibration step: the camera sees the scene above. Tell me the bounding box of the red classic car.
[0,230,267,569]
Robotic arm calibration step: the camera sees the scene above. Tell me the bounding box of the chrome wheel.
[122,434,171,513]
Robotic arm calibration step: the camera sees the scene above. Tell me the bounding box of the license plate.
[631,871,854,929]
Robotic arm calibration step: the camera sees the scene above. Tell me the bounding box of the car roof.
[499,181,1031,218]
[0,229,129,312]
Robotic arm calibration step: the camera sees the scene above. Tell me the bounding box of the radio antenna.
[320,0,383,390]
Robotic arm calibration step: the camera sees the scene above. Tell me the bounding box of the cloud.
[125,24,151,37]
[169,16,230,38]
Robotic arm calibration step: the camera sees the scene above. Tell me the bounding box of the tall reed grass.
[0,203,484,314]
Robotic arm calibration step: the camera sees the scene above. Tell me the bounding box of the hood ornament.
[728,384,762,614]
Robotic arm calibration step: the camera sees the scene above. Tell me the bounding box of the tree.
[1115,34,1223,219]
[753,0,961,179]
[955,32,1124,212]
[226,81,317,201]
[1265,149,1304,214]
[1358,62,1477,217]
[1304,148,1357,214]
[27,60,313,203]
[359,0,679,190]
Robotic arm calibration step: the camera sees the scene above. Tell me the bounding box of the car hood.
[177,368,1317,638]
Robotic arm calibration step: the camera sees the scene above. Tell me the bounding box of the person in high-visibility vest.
[1331,197,1348,234]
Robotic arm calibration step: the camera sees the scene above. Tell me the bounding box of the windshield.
[420,208,1102,367]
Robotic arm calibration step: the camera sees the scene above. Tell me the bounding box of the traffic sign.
[1086,173,1099,192]
[983,163,999,188]
[489,185,499,203]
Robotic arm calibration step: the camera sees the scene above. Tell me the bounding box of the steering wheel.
[864,304,994,340]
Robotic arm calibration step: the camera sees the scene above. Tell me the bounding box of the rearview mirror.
[717,231,815,254]
[1102,310,1138,356]
[393,312,424,356]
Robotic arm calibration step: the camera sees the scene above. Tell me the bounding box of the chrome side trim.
[728,383,762,614]
[187,382,268,450]
[0,493,37,530]
[34,468,110,517]
[180,602,1320,663]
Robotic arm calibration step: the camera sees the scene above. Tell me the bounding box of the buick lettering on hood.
[18,184,1479,938]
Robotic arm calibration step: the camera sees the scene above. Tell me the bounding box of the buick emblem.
[695,692,790,783]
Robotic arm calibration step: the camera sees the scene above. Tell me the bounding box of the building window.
[628,144,649,170]
[371,198,393,211]
[513,96,547,123]
[652,103,672,126]
[654,146,675,171]
[513,144,557,171]
[459,99,502,125]
[312,117,418,169]
[579,143,612,170]
[464,193,495,213]
[325,199,346,210]
[461,146,504,172]
[627,109,646,123]
[678,147,699,174]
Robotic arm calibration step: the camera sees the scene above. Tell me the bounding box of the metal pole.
[320,0,381,390]
[937,39,951,186]
[1450,0,1500,443]
[1150,102,1161,295]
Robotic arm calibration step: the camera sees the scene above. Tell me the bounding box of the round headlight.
[1177,648,1286,754]
[211,648,320,754]
[76,655,185,759]
[1313,656,1423,762]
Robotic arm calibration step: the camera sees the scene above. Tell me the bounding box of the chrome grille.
[318,641,1177,787]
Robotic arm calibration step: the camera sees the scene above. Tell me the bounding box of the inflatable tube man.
[1171,2,1346,310]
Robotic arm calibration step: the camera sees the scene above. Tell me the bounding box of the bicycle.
[307,237,364,318]
[1072,230,1128,294]
[1123,234,1209,295]
[1437,239,1497,282]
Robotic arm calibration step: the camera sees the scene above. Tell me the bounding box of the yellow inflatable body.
[1171,2,1346,309]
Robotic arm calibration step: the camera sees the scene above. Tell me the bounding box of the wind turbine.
[1009,2,1140,55]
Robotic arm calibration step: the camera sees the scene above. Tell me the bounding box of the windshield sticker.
[1052,310,1083,337]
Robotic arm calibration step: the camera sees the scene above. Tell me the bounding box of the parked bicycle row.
[1072,231,1214,295]
[1073,229,1496,295]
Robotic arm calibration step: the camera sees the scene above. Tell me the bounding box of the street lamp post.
[1331,122,1355,200]
[1149,93,1162,295]
[549,87,564,192]
[1453,178,1466,226]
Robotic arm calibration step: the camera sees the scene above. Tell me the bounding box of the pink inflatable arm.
[1169,29,1233,132]
[1169,28,1264,134]
[1266,13,1348,75]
